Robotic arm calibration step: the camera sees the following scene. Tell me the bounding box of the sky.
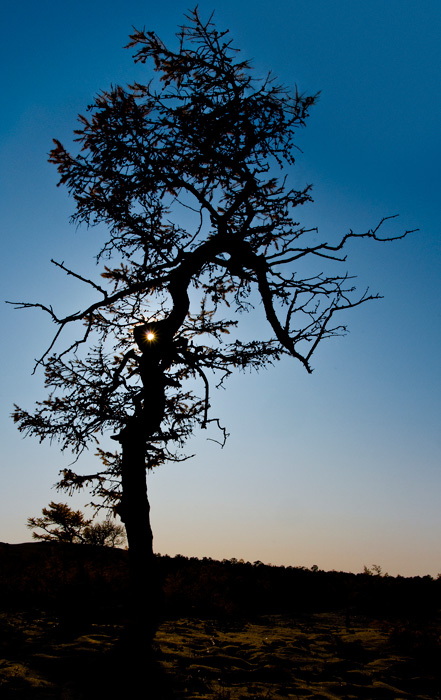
[1,0,440,577]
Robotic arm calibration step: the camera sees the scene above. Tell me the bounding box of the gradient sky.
[1,0,440,576]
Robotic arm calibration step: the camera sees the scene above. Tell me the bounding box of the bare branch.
[204,417,230,447]
[51,259,108,296]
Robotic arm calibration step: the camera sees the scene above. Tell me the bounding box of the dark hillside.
[0,542,129,612]
[1,543,439,620]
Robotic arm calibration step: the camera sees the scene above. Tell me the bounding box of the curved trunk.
[116,281,193,648]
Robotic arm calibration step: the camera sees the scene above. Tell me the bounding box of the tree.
[27,501,126,547]
[27,501,92,544]
[11,9,412,642]
[83,519,126,548]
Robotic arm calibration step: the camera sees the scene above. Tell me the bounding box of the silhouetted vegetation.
[82,518,126,547]
[1,544,438,621]
[27,501,92,543]
[10,7,413,647]
[1,545,440,698]
[27,501,126,547]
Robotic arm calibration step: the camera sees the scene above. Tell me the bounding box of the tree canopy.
[27,502,91,544]
[11,9,412,625]
[27,501,126,547]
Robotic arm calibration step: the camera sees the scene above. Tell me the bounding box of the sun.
[146,331,155,341]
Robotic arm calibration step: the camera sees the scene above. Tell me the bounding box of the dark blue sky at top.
[1,0,440,574]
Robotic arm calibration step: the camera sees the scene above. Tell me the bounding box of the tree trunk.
[115,324,176,652]
[118,419,159,651]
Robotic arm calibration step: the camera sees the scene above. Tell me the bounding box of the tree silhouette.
[82,519,126,548]
[27,502,92,544]
[11,9,412,642]
[27,501,126,547]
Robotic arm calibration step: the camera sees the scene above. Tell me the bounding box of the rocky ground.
[1,609,440,699]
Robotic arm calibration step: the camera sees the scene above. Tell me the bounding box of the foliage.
[363,563,389,577]
[10,8,413,590]
[27,501,125,547]
[27,502,92,544]
[2,545,439,620]
[83,519,126,547]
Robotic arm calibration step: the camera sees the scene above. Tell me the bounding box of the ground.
[1,610,440,699]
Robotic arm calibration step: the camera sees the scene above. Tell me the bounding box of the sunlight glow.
[146,332,155,341]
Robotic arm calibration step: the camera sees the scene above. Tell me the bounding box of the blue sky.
[1,0,440,576]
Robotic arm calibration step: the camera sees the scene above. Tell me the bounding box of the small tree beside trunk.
[27,501,126,547]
